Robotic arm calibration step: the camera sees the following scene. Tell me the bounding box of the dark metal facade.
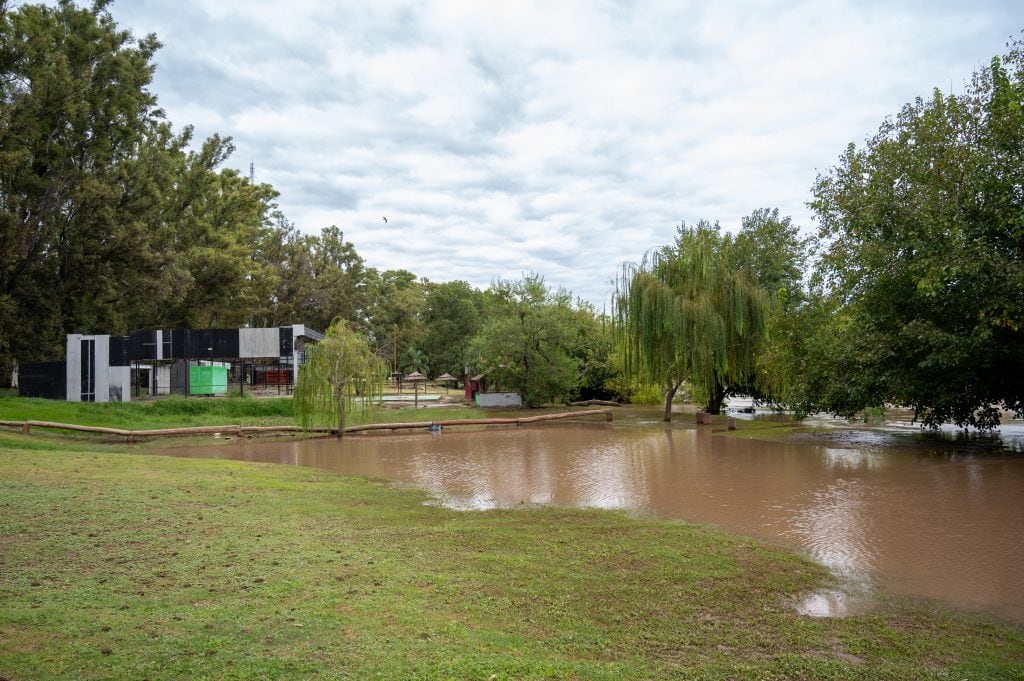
[18,361,67,400]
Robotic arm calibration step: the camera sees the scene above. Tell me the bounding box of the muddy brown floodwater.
[154,414,1024,624]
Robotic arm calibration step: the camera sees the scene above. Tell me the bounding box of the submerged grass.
[1,438,1022,679]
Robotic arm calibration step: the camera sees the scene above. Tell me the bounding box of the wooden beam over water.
[344,408,614,434]
[0,408,614,441]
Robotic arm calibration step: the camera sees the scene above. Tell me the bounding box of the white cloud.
[114,0,1023,304]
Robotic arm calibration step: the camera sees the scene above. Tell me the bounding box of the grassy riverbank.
[1,435,1022,679]
[0,395,298,430]
[0,395,499,432]
[0,395,771,431]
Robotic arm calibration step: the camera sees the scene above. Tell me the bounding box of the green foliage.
[247,222,370,333]
[567,306,628,401]
[621,380,663,405]
[733,209,810,407]
[616,221,769,418]
[0,0,164,366]
[732,208,807,301]
[862,406,887,424]
[309,225,372,329]
[364,269,426,368]
[399,345,429,375]
[293,319,387,434]
[469,274,580,407]
[418,280,486,380]
[150,134,281,329]
[146,394,294,419]
[802,38,1024,428]
[0,394,295,430]
[0,0,283,373]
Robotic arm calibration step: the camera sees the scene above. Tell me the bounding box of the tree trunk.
[705,381,727,415]
[522,346,531,408]
[337,391,346,438]
[663,377,682,422]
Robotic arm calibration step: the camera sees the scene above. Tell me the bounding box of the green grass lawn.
[0,395,298,430]
[1,431,1022,679]
[0,395,495,430]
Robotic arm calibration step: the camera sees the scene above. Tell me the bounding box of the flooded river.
[155,413,1024,623]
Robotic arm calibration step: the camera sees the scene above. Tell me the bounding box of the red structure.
[465,371,487,403]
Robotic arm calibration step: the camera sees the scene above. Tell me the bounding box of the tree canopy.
[293,320,387,436]
[469,275,580,407]
[799,40,1024,428]
[616,221,770,420]
[417,280,485,381]
[0,0,280,373]
[1,0,164,367]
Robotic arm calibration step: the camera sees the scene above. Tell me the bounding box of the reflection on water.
[796,589,871,618]
[155,417,1024,623]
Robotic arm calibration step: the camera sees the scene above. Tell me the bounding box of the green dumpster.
[189,365,228,395]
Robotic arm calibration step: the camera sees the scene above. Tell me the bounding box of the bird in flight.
[382,216,388,223]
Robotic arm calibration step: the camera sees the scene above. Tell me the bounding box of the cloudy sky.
[111,0,1020,306]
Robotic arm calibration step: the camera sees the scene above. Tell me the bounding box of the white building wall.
[65,334,129,402]
[92,334,110,402]
[66,334,81,401]
[240,327,279,358]
[154,365,171,396]
[476,392,522,408]
[106,366,130,402]
[292,324,301,383]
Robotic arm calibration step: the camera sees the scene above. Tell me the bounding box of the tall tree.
[469,275,579,407]
[364,269,425,372]
[731,208,809,406]
[308,225,369,331]
[805,41,1024,428]
[732,208,806,301]
[567,303,625,402]
[418,280,485,380]
[154,133,280,328]
[293,320,387,437]
[248,222,369,332]
[616,221,768,420]
[0,0,165,371]
[246,214,318,328]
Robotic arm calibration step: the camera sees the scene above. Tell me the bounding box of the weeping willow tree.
[294,319,388,437]
[616,221,768,421]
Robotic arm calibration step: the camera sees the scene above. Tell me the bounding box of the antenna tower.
[249,160,255,184]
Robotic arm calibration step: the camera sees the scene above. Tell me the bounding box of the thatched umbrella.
[435,372,457,394]
[405,371,428,408]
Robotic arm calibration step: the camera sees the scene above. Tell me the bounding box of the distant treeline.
[2,3,1021,426]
